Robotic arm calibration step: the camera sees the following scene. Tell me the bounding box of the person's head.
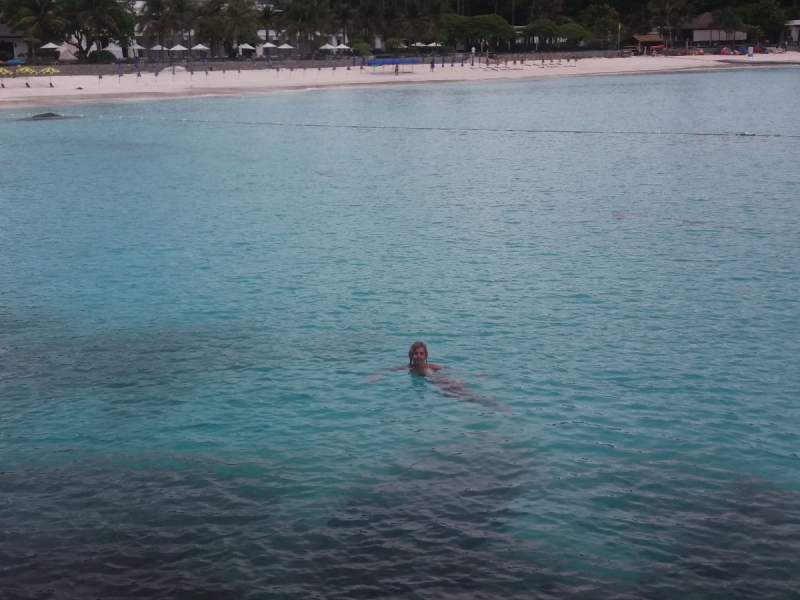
[408,341,428,367]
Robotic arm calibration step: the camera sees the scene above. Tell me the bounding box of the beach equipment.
[6,58,24,65]
[170,45,188,52]
[335,44,350,50]
[261,42,277,48]
[17,66,35,83]
[413,42,427,47]
[192,44,209,51]
[0,67,12,76]
[319,43,336,51]
[40,42,61,50]
[129,42,145,60]
[427,42,441,47]
[278,44,294,50]
[150,44,163,51]
[40,66,59,86]
[39,66,59,84]
[238,43,255,53]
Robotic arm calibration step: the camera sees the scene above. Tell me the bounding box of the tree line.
[0,0,794,61]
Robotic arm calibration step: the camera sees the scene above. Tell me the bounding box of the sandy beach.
[1,53,798,110]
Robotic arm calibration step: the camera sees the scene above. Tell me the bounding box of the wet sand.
[1,53,797,110]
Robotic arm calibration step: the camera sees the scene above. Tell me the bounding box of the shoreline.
[1,54,798,111]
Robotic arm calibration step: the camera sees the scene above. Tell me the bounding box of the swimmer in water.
[366,342,505,410]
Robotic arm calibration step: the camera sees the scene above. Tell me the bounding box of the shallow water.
[1,68,799,599]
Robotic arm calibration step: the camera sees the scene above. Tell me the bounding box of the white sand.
[1,54,797,110]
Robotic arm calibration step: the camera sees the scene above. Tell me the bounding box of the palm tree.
[331,1,353,44]
[170,0,192,48]
[283,0,330,53]
[7,0,67,63]
[224,0,260,53]
[142,0,174,59]
[649,0,693,48]
[425,0,450,48]
[403,0,427,46]
[78,0,132,59]
[355,0,381,47]
[193,0,225,55]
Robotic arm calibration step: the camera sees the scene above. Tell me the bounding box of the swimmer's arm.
[440,368,493,378]
[365,365,408,383]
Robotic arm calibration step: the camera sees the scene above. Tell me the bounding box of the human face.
[411,345,427,367]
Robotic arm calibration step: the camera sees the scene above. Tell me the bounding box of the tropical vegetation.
[0,0,795,62]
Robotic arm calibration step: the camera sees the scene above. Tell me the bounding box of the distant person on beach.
[366,342,504,410]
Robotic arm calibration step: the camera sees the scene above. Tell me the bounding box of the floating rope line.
[9,113,800,139]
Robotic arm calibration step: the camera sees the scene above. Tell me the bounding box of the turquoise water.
[1,68,799,598]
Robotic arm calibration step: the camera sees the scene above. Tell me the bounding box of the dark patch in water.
[22,113,79,121]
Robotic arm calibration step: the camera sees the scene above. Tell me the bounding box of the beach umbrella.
[319,43,336,51]
[413,42,426,47]
[192,43,209,60]
[278,44,294,50]
[6,58,24,65]
[335,44,350,50]
[169,44,188,67]
[39,66,59,84]
[129,42,145,58]
[239,43,255,53]
[427,42,441,47]
[262,42,277,48]
[17,66,35,83]
[0,67,12,77]
[150,44,163,50]
[40,42,61,50]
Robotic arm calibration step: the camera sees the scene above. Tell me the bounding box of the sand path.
[1,54,797,110]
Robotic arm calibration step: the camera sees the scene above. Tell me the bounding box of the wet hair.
[408,341,428,366]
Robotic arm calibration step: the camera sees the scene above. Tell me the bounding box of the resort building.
[784,20,800,45]
[0,23,24,59]
[682,12,746,45]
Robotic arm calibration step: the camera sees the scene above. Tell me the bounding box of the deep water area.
[1,68,799,599]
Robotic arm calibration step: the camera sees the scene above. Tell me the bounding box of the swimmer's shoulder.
[427,364,443,371]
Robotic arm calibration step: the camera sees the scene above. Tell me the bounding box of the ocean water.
[1,68,799,599]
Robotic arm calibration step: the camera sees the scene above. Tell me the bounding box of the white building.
[0,23,25,58]
[784,20,800,45]
[684,13,746,45]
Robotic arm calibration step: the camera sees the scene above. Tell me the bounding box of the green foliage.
[350,41,371,56]
[469,14,515,42]
[86,48,115,62]
[738,0,786,41]
[525,18,560,40]
[385,37,406,52]
[711,7,745,35]
[581,4,620,39]
[558,22,589,44]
